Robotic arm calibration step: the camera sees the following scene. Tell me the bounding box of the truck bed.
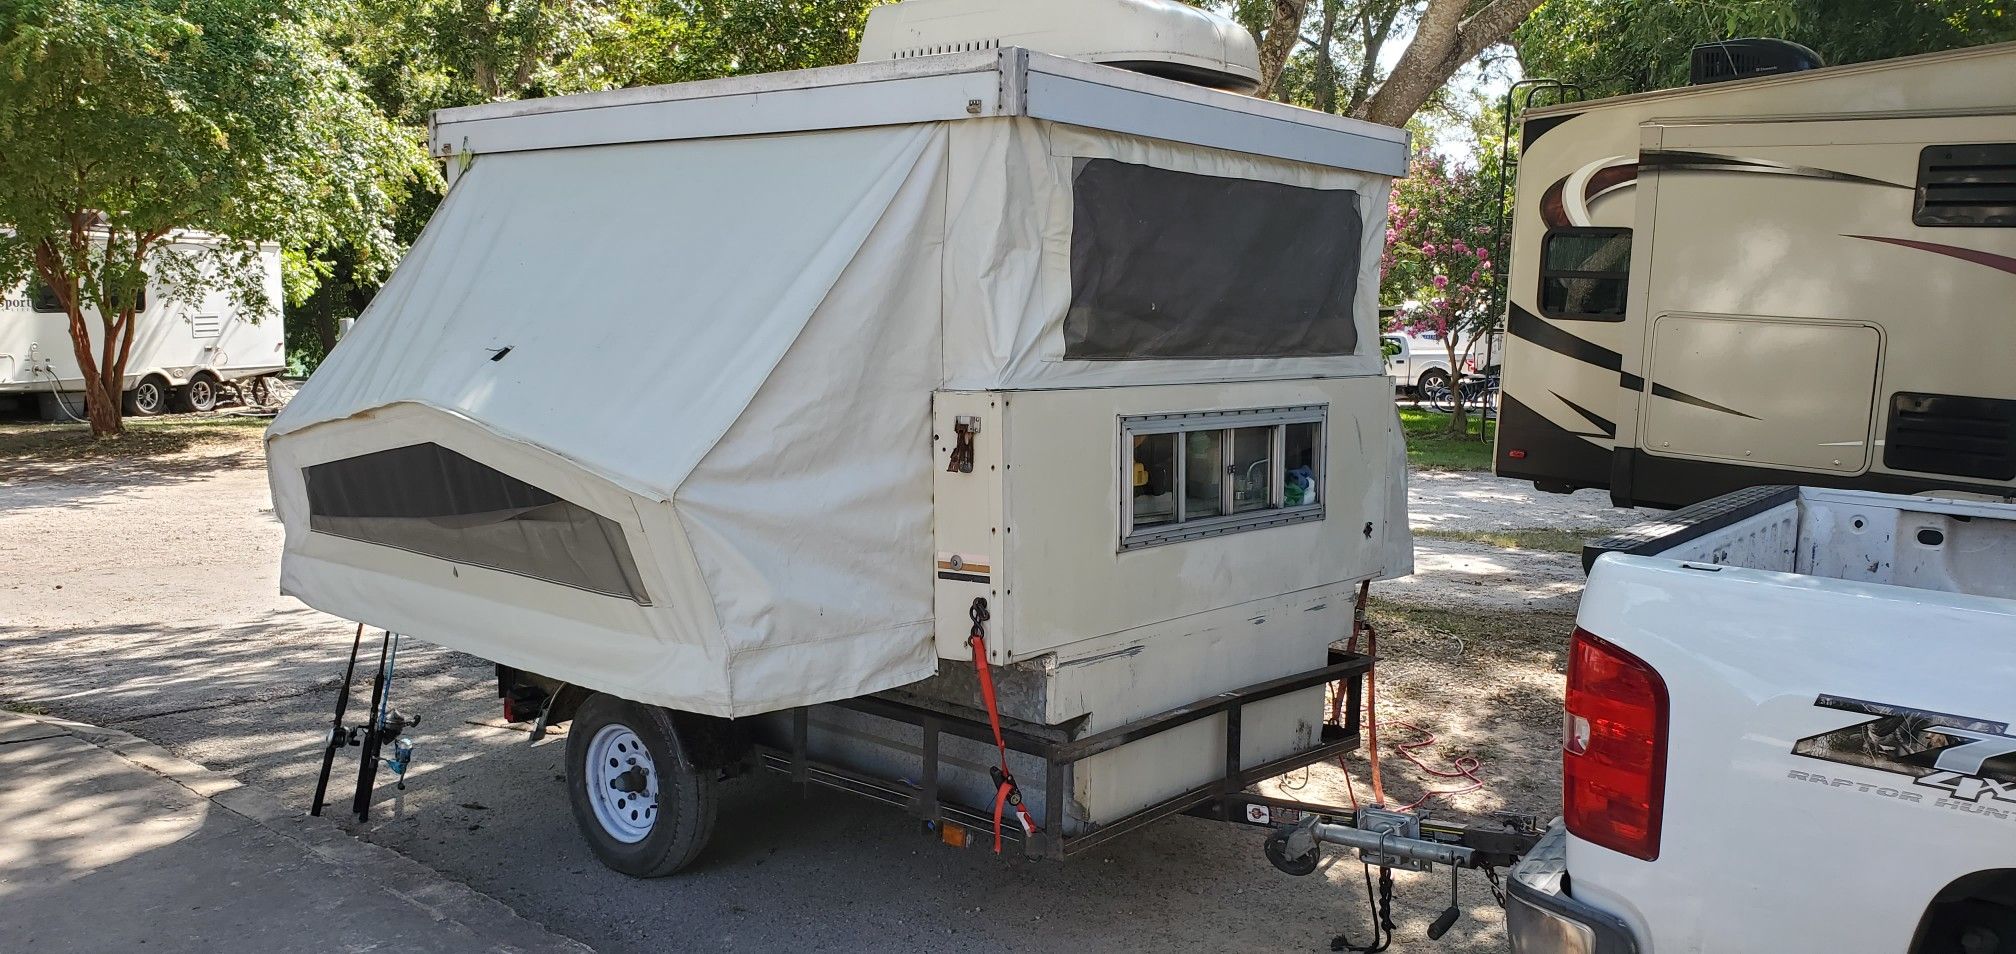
[1584,484,2016,600]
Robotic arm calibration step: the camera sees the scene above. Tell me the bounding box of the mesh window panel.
[1064,159,1362,360]
[305,443,650,603]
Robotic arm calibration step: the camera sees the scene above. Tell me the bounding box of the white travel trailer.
[1495,40,2016,510]
[270,0,1419,876]
[0,239,287,418]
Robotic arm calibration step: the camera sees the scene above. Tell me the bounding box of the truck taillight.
[1563,627,1668,861]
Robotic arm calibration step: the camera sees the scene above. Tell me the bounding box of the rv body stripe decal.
[1637,151,1912,190]
[1550,391,1618,438]
[1507,306,1755,420]
[1844,235,2016,276]
[1649,382,1761,420]
[1537,152,1909,228]
[1508,305,1622,372]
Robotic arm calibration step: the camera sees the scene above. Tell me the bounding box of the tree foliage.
[1382,153,1502,435]
[1517,0,2016,96]
[1199,0,1539,124]
[0,0,432,433]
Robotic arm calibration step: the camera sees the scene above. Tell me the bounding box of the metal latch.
[947,415,981,474]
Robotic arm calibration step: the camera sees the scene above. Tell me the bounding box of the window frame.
[1538,227,1633,322]
[1120,404,1326,551]
[27,281,64,314]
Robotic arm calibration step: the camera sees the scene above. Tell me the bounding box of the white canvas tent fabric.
[271,123,948,716]
[270,115,1395,717]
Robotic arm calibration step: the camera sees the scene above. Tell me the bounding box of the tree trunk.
[1350,0,1544,127]
[1256,0,1313,100]
[1312,0,1339,113]
[1443,342,1468,437]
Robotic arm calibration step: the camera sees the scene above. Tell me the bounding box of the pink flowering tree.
[1381,152,1503,437]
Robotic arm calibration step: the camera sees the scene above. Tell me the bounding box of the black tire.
[1415,367,1450,398]
[123,375,170,417]
[172,373,219,413]
[565,693,717,877]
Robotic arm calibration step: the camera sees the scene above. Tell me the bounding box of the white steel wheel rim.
[585,723,659,844]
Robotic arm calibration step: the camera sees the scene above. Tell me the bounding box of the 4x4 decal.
[1792,695,2016,805]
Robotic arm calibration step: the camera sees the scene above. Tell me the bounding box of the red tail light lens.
[1564,627,1668,861]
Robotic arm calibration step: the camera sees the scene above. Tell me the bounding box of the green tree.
[1199,0,1543,124]
[0,0,432,435]
[1517,0,2015,96]
[1382,152,1503,436]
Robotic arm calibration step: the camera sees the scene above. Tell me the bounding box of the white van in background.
[0,240,286,419]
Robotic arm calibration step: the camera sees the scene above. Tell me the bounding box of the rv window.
[1121,406,1325,550]
[1539,228,1631,321]
[1065,159,1362,360]
[1915,144,2016,227]
[304,443,650,603]
[24,280,145,313]
[28,281,64,314]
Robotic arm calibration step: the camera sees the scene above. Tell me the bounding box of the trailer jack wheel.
[565,693,717,877]
[1265,824,1321,876]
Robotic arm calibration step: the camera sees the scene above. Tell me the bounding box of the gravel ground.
[0,426,1626,953]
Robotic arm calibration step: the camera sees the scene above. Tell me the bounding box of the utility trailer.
[272,0,1550,887]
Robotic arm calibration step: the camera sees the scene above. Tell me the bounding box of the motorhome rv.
[0,238,286,418]
[1495,40,2016,510]
[270,0,1414,875]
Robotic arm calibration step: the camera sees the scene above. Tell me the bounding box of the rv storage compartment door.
[1641,315,1880,474]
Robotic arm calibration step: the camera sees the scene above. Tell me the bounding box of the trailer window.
[1121,406,1325,550]
[1065,159,1362,360]
[304,443,650,603]
[1915,144,2016,227]
[23,279,145,313]
[28,281,63,314]
[1540,228,1631,321]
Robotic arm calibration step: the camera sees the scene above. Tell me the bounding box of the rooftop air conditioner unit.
[858,0,1262,94]
[1689,38,1824,85]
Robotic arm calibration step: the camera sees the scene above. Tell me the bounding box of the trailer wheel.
[565,693,717,877]
[173,372,219,413]
[123,375,170,417]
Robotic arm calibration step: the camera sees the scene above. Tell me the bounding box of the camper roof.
[429,48,1408,177]
[1524,39,2016,120]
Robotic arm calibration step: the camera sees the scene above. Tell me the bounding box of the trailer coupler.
[1264,810,1544,949]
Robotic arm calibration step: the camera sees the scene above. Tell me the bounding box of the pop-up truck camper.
[269,0,1442,877]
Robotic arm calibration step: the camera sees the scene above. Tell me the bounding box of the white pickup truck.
[1506,485,2016,954]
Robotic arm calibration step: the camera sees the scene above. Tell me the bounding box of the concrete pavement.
[0,711,590,954]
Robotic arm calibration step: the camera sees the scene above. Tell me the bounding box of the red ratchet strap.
[967,598,1040,853]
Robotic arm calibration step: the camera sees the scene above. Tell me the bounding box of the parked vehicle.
[1494,39,2016,509]
[0,237,286,419]
[1506,484,2016,953]
[1382,330,1496,397]
[272,0,1433,874]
